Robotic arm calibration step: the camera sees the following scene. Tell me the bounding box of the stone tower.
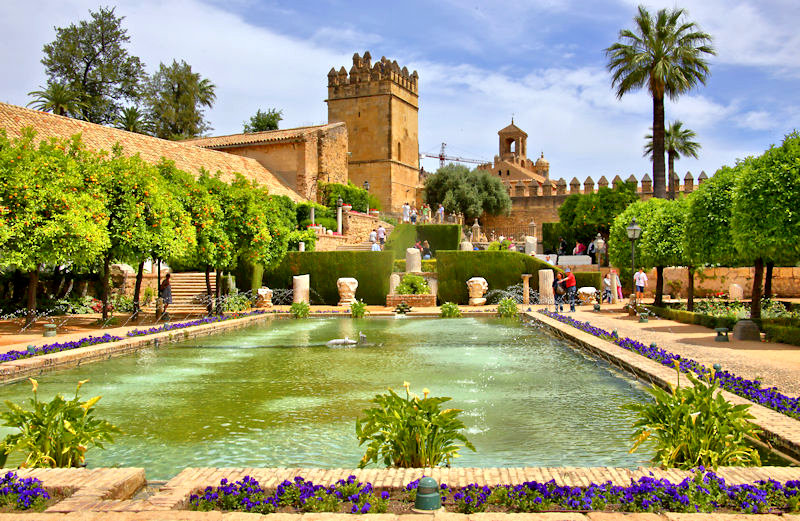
[326,52,420,211]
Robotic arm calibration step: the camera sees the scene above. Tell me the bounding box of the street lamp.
[626,218,642,293]
[363,180,370,192]
[337,196,343,208]
[593,233,606,266]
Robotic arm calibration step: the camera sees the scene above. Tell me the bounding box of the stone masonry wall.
[317,124,348,188]
[342,211,381,244]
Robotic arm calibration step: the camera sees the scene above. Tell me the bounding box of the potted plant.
[369,208,380,217]
[342,203,353,212]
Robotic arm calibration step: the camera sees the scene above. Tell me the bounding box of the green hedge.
[763,324,800,346]
[437,251,561,304]
[541,222,563,253]
[262,251,394,305]
[646,306,738,331]
[416,224,460,252]
[393,259,437,272]
[574,272,601,290]
[384,223,417,259]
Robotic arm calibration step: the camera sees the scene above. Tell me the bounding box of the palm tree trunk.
[668,151,676,200]
[132,261,145,319]
[687,266,695,312]
[764,261,774,299]
[654,266,665,306]
[25,267,39,327]
[652,93,667,199]
[751,258,764,320]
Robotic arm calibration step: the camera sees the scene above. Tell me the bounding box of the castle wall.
[218,142,305,193]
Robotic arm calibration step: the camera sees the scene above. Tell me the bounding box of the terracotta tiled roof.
[185,122,345,149]
[0,102,305,201]
[498,121,527,136]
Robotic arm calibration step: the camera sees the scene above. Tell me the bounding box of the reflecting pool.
[0,317,654,478]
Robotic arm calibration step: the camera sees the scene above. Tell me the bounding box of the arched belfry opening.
[498,119,528,161]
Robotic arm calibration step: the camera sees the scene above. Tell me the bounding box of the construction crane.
[420,143,486,169]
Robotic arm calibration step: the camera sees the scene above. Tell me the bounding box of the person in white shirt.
[633,268,648,301]
[377,225,386,246]
[402,202,410,223]
[369,229,377,244]
[371,242,382,251]
[437,204,444,223]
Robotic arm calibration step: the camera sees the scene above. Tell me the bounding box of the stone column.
[521,274,532,305]
[336,206,343,234]
[524,236,537,255]
[293,274,310,304]
[539,269,554,306]
[389,273,401,294]
[610,272,619,304]
[337,277,358,306]
[298,241,305,252]
[310,206,315,226]
[406,248,422,273]
[467,277,488,306]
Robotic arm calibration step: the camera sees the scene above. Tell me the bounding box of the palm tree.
[644,120,701,199]
[27,82,85,116]
[606,6,714,199]
[115,106,152,134]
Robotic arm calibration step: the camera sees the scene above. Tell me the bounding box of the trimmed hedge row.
[384,224,417,259]
[262,251,394,305]
[437,250,560,304]
[763,324,800,346]
[392,259,437,272]
[384,223,461,259]
[646,306,738,331]
[574,272,602,290]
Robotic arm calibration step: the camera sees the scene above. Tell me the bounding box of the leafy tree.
[558,182,639,245]
[638,198,687,306]
[731,132,800,320]
[115,106,152,135]
[146,60,216,140]
[424,164,511,220]
[608,199,661,292]
[0,129,110,324]
[684,165,739,310]
[645,121,701,199]
[317,181,380,213]
[41,6,146,124]
[606,6,714,199]
[27,83,85,116]
[243,108,283,132]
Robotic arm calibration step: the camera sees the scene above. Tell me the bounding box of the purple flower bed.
[539,310,800,420]
[126,310,266,337]
[0,334,123,364]
[190,471,800,514]
[0,471,50,511]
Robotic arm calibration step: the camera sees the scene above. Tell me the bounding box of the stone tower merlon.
[327,52,419,96]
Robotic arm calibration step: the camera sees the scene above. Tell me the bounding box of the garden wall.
[437,250,559,304]
[262,251,394,305]
[660,266,800,298]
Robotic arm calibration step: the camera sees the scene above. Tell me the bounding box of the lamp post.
[626,218,642,294]
[593,233,606,266]
[363,180,370,192]
[336,196,343,235]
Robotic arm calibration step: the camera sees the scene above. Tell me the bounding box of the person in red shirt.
[564,268,577,312]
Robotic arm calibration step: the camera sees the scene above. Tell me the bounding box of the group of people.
[552,268,577,312]
[415,240,433,259]
[401,202,445,224]
[368,224,388,251]
[557,236,601,264]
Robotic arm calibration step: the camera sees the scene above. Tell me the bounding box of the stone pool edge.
[526,311,800,462]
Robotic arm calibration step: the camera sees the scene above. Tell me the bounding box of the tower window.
[507,170,510,176]
[397,142,401,160]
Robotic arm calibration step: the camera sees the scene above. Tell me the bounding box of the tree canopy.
[40,6,146,124]
[145,60,216,140]
[558,182,639,245]
[243,108,283,132]
[424,164,511,220]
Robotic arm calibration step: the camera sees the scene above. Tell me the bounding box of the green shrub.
[574,272,602,290]
[626,366,762,469]
[437,251,559,304]
[286,229,317,252]
[647,306,738,331]
[262,251,394,305]
[384,223,417,259]
[355,383,475,468]
[395,274,430,295]
[416,224,460,252]
[393,259,436,272]
[350,299,368,318]
[393,259,405,272]
[111,294,134,313]
[317,181,380,213]
[497,297,518,318]
[440,302,462,318]
[487,239,512,251]
[763,324,800,346]
[222,289,252,312]
[541,222,565,253]
[298,217,337,231]
[0,379,120,468]
[296,202,333,224]
[290,301,310,318]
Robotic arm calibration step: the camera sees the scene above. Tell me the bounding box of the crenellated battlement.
[501,171,708,198]
[327,51,419,97]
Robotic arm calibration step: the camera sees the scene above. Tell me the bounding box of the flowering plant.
[0,471,50,510]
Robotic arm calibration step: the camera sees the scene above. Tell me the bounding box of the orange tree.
[0,129,110,324]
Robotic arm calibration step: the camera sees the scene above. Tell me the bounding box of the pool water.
[0,317,655,479]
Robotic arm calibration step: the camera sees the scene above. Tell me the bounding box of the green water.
[0,317,655,479]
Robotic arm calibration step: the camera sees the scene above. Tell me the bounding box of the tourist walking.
[159,272,173,314]
[564,268,577,312]
[634,268,648,301]
[558,237,567,255]
[410,206,418,224]
[422,204,430,223]
[587,240,596,264]
[553,272,566,312]
[437,204,444,223]
[377,224,386,246]
[602,273,612,303]
[572,241,585,255]
[613,269,623,300]
[402,202,410,223]
[369,228,377,244]
[371,241,382,251]
[421,240,432,260]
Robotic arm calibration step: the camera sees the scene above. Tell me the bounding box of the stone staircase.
[336,223,394,251]
[146,272,216,314]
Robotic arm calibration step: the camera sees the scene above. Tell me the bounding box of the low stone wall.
[386,294,436,307]
[315,234,348,251]
[342,210,381,244]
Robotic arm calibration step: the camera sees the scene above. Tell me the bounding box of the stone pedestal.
[733,319,761,341]
[337,277,358,306]
[610,273,619,304]
[524,236,537,255]
[729,283,744,301]
[521,274,532,305]
[298,241,305,252]
[293,274,310,304]
[256,287,273,308]
[467,277,488,306]
[539,269,554,305]
[389,273,401,294]
[460,241,473,251]
[406,248,422,273]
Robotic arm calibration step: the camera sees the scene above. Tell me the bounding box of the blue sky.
[1,0,798,182]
